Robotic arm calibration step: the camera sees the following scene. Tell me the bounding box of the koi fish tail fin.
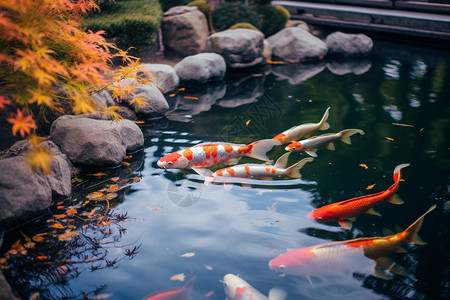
[393,163,410,182]
[242,139,281,161]
[339,129,365,145]
[181,276,196,298]
[404,205,436,245]
[286,157,314,178]
[268,287,287,300]
[274,152,291,169]
[318,107,331,130]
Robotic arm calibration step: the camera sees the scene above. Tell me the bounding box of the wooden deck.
[273,1,450,41]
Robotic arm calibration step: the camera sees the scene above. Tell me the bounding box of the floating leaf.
[58,230,80,241]
[392,123,414,128]
[99,220,112,227]
[56,205,64,209]
[66,207,77,216]
[24,241,35,249]
[133,121,145,124]
[37,256,47,260]
[359,163,369,169]
[170,273,185,282]
[122,161,130,167]
[89,172,109,177]
[32,233,47,242]
[124,155,132,159]
[179,252,195,258]
[245,120,251,126]
[184,96,198,100]
[110,177,120,182]
[56,201,64,205]
[58,265,68,273]
[133,177,141,183]
[30,292,40,300]
[152,206,163,211]
[0,258,7,265]
[178,88,185,91]
[106,193,118,200]
[366,184,376,190]
[386,137,394,141]
[87,191,106,200]
[169,93,176,97]
[49,223,64,229]
[106,184,119,192]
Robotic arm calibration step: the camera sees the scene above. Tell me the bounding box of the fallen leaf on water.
[392,123,414,128]
[205,290,214,297]
[24,241,35,249]
[245,120,251,126]
[170,273,185,282]
[366,184,376,190]
[152,206,163,211]
[178,88,185,91]
[49,223,64,229]
[179,252,195,258]
[122,161,130,167]
[133,177,141,183]
[106,184,119,192]
[203,264,213,270]
[53,214,66,219]
[386,137,394,141]
[87,191,106,200]
[32,233,48,242]
[58,230,80,241]
[66,207,77,216]
[58,265,68,273]
[99,220,112,227]
[359,163,369,169]
[169,93,176,97]
[37,256,47,260]
[419,128,424,132]
[56,205,64,209]
[124,155,132,159]
[30,292,40,300]
[90,172,109,177]
[110,177,120,182]
[0,258,7,264]
[106,193,118,200]
[184,96,198,100]
[56,201,64,205]
[133,121,145,124]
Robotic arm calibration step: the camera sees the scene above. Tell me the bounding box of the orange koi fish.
[308,163,409,229]
[269,205,436,284]
[273,107,330,144]
[142,276,195,300]
[285,129,364,157]
[203,153,314,184]
[223,274,286,300]
[157,139,280,169]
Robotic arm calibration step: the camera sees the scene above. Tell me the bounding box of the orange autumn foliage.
[0,0,152,174]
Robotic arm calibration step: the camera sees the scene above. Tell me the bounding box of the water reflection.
[326,58,371,75]
[271,62,326,84]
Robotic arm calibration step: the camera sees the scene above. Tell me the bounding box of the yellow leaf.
[386,137,394,141]
[122,161,130,167]
[49,223,64,229]
[179,252,195,258]
[125,155,132,159]
[366,184,376,190]
[129,97,148,111]
[53,214,67,219]
[170,273,185,282]
[25,141,54,175]
[87,191,106,200]
[245,120,251,126]
[32,233,47,242]
[359,164,368,169]
[66,207,77,216]
[106,184,119,192]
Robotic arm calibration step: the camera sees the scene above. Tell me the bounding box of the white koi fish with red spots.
[157,139,280,169]
[204,153,314,185]
[269,205,436,284]
[223,274,286,300]
[273,107,330,144]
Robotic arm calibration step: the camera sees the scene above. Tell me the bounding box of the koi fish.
[203,153,314,184]
[273,107,330,144]
[307,163,409,229]
[223,274,286,300]
[285,129,364,157]
[142,276,195,300]
[269,205,436,284]
[157,139,280,169]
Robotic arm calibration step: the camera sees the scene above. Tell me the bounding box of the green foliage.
[159,0,190,11]
[85,0,162,50]
[275,5,290,23]
[251,0,272,5]
[229,22,261,32]
[212,2,262,32]
[187,0,211,15]
[254,5,288,37]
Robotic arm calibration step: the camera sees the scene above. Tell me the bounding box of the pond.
[1,40,449,300]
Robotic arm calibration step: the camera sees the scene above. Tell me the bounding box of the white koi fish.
[157,139,280,169]
[269,205,436,284]
[203,153,313,184]
[285,129,364,157]
[223,274,286,300]
[273,107,330,144]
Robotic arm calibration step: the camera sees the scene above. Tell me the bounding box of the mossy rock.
[187,0,210,15]
[229,23,261,33]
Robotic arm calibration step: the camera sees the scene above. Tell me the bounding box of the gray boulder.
[161,6,208,57]
[207,29,265,68]
[326,31,373,57]
[0,140,72,229]
[91,90,116,107]
[0,272,17,300]
[267,27,328,61]
[139,63,180,94]
[174,53,226,83]
[117,78,169,118]
[50,115,144,169]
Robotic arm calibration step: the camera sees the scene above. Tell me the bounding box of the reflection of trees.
[1,155,144,299]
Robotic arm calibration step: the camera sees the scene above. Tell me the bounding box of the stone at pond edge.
[267,27,328,61]
[138,63,180,94]
[161,6,208,57]
[0,272,17,300]
[174,53,226,84]
[50,115,144,169]
[326,31,373,58]
[207,29,265,69]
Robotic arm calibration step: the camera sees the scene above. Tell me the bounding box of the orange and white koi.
[269,205,436,283]
[272,107,330,144]
[285,129,364,157]
[223,274,286,300]
[307,163,409,229]
[204,153,314,184]
[157,139,280,169]
[142,276,195,300]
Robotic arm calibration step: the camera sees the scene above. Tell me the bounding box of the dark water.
[1,40,449,300]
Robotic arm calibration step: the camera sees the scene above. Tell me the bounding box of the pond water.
[1,40,449,300]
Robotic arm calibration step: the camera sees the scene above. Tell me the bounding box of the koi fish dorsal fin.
[286,157,314,178]
[339,129,365,145]
[274,152,291,169]
[318,107,331,131]
[242,139,280,161]
[268,287,287,300]
[404,205,436,245]
[393,163,410,182]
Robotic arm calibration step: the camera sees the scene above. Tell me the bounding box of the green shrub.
[85,0,162,50]
[254,4,287,37]
[159,0,190,11]
[251,0,272,5]
[212,2,262,32]
[275,5,290,23]
[229,22,261,32]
